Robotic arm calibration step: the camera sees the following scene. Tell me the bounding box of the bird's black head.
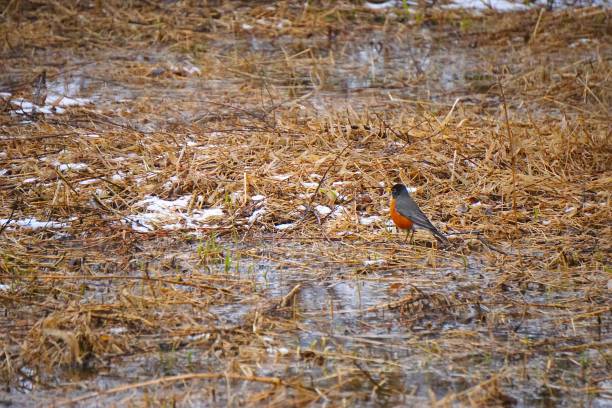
[391,183,407,198]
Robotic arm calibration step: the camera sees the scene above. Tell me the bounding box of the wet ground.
[1,1,610,407]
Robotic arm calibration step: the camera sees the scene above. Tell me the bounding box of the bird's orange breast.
[390,197,413,230]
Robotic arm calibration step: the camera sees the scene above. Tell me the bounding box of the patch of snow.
[248,208,266,225]
[315,205,346,218]
[271,173,292,181]
[444,0,528,11]
[109,327,127,335]
[301,182,319,189]
[10,98,64,115]
[127,194,223,231]
[0,217,71,230]
[0,169,8,176]
[267,347,290,355]
[57,162,88,172]
[364,0,398,10]
[0,284,10,291]
[275,223,294,230]
[78,178,99,185]
[315,205,332,216]
[360,215,382,225]
[47,95,91,107]
[163,175,180,189]
[363,259,386,266]
[111,172,126,182]
[242,23,253,30]
[251,194,266,202]
[23,178,38,184]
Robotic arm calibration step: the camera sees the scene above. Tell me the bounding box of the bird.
[390,183,449,245]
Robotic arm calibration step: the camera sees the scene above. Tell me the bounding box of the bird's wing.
[395,194,440,232]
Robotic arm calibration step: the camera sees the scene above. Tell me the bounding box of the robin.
[390,183,449,245]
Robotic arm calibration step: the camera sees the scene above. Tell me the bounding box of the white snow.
[248,208,266,225]
[109,327,127,335]
[0,217,71,230]
[111,172,126,182]
[251,195,266,202]
[126,194,223,232]
[315,205,332,216]
[315,205,346,218]
[364,0,398,10]
[275,223,295,230]
[444,0,528,11]
[270,174,292,181]
[78,178,99,185]
[360,215,382,225]
[57,162,88,172]
[363,259,386,266]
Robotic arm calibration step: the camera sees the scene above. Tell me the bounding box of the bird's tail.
[431,227,450,246]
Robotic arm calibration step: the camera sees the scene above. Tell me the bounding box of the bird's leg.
[409,229,415,244]
[404,229,409,243]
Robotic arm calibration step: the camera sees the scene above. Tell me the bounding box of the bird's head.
[391,183,408,199]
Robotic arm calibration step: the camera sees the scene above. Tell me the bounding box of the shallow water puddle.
[29,238,598,406]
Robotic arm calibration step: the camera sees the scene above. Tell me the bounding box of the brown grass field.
[0,1,610,406]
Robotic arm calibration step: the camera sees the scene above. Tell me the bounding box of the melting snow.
[360,215,382,225]
[275,223,294,230]
[270,174,292,181]
[57,162,88,172]
[126,194,223,232]
[0,217,71,230]
[248,208,266,225]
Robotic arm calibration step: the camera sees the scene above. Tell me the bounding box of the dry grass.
[0,1,610,406]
